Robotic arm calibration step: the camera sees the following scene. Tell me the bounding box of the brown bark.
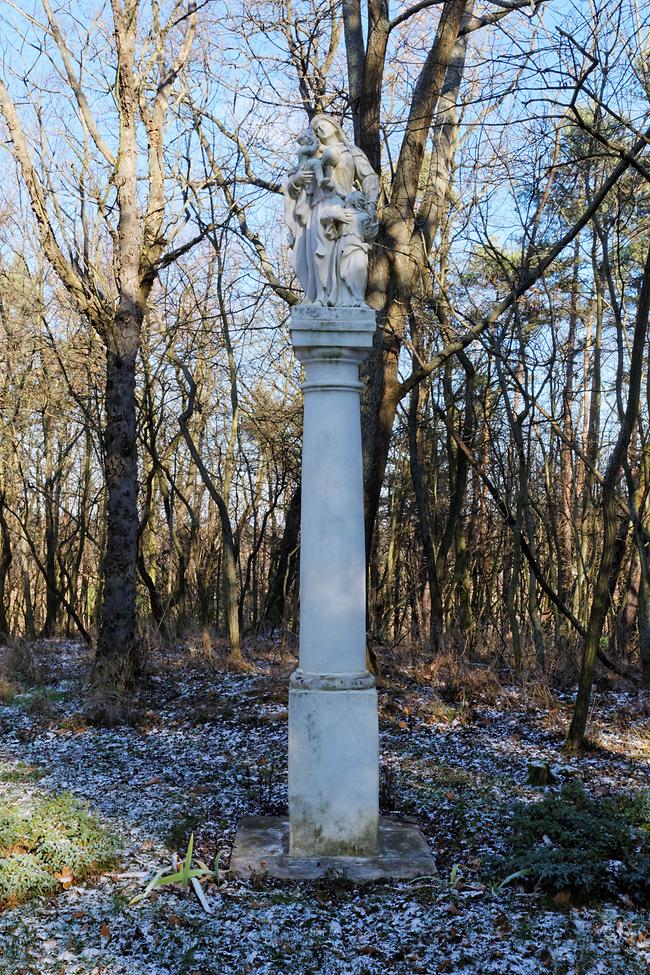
[0,491,12,641]
[93,346,141,687]
[0,2,198,695]
[361,1,468,555]
[175,362,242,663]
[263,485,301,632]
[558,237,580,606]
[407,379,444,654]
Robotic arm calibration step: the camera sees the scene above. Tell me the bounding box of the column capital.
[290,305,377,363]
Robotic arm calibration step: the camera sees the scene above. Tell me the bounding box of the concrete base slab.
[228,816,436,882]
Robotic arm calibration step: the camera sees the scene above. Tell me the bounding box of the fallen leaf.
[100,922,111,942]
[540,947,553,969]
[55,867,74,888]
[553,889,572,907]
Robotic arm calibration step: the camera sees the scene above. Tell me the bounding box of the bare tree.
[0,0,202,694]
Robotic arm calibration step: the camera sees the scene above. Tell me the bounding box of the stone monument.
[229,116,435,880]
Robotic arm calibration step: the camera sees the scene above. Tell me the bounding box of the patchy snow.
[0,641,648,975]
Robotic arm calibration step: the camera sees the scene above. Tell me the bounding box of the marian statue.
[283,115,380,306]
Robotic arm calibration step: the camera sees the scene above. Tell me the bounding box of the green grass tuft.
[0,791,118,910]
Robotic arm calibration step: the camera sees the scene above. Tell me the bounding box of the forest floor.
[0,639,648,975]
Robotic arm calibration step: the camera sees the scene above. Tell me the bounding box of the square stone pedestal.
[289,681,379,856]
[228,816,436,882]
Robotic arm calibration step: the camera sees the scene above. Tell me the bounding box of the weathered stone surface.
[228,130,432,866]
[283,115,380,307]
[229,816,436,882]
[288,685,378,856]
[286,306,381,855]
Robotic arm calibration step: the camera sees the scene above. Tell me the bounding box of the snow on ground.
[0,641,648,975]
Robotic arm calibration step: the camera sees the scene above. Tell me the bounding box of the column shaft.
[299,359,366,676]
[288,305,379,857]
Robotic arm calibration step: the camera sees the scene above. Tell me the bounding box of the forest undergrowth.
[0,639,647,975]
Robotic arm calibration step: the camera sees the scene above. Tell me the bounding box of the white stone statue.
[284,115,380,306]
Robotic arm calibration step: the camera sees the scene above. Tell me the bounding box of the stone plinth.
[229,817,436,881]
[289,673,378,855]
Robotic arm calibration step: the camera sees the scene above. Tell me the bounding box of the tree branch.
[0,79,109,330]
[41,0,116,166]
[396,120,650,401]
[389,0,444,33]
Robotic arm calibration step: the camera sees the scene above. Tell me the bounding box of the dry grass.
[633,724,650,759]
[0,679,17,704]
[183,626,217,667]
[2,639,44,686]
[243,680,288,707]
[419,651,503,706]
[0,640,44,706]
[520,674,559,712]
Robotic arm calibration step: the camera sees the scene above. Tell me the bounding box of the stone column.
[288,304,379,856]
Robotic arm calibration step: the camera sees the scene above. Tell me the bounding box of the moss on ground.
[14,687,68,713]
[0,792,117,910]
[0,762,44,783]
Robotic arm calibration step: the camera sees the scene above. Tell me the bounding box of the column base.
[288,679,378,856]
[229,816,436,881]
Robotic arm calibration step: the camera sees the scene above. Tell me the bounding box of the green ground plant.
[129,833,215,912]
[0,792,117,909]
[0,762,44,783]
[14,687,67,714]
[500,781,650,903]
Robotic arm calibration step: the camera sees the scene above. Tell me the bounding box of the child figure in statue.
[284,115,380,305]
[295,129,334,191]
[319,191,378,305]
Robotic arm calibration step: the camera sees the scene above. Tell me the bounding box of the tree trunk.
[638,568,650,688]
[41,424,61,637]
[20,534,36,639]
[567,244,650,751]
[92,343,140,692]
[566,494,621,751]
[221,525,242,663]
[408,382,444,654]
[558,236,580,607]
[0,494,12,641]
[455,520,473,637]
[263,485,301,631]
[175,361,242,663]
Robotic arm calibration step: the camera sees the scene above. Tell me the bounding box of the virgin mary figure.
[283,115,380,306]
